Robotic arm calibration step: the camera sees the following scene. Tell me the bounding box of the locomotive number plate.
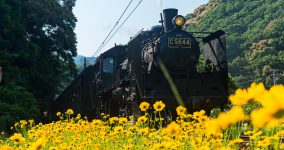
[168,38,191,48]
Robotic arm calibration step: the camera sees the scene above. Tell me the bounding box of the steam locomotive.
[51,9,228,119]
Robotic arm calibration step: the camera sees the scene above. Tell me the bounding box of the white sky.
[74,0,209,57]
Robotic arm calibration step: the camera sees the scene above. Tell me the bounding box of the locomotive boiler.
[52,8,228,119]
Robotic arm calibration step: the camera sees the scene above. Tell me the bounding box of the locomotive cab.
[96,45,127,92]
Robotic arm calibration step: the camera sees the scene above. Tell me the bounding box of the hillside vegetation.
[185,0,284,87]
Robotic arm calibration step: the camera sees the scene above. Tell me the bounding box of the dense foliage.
[185,0,284,88]
[0,0,77,130]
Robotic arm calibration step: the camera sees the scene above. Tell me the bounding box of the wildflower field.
[1,83,284,150]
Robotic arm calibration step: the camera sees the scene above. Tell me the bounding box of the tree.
[0,0,78,128]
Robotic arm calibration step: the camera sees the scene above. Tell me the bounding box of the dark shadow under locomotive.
[51,8,228,119]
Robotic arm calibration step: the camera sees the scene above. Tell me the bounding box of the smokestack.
[163,8,178,32]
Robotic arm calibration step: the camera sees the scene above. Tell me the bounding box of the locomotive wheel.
[125,81,141,117]
[118,100,128,116]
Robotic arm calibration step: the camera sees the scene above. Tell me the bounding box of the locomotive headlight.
[173,15,186,27]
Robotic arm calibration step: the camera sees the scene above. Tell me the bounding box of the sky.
[74,0,209,57]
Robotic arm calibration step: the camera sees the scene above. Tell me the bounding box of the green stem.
[157,58,185,108]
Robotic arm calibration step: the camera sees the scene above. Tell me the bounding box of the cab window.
[102,57,114,73]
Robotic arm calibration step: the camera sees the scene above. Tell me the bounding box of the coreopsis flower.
[113,126,124,133]
[137,116,148,123]
[176,106,186,116]
[56,112,61,117]
[75,114,81,120]
[228,138,244,145]
[138,127,149,135]
[129,125,138,132]
[66,109,74,115]
[268,84,284,109]
[229,88,250,106]
[48,147,59,150]
[92,119,104,126]
[29,138,46,150]
[251,108,273,128]
[9,133,25,143]
[250,85,284,128]
[124,144,134,150]
[192,110,206,120]
[151,142,169,149]
[230,82,266,106]
[162,122,182,137]
[247,82,266,101]
[0,145,13,150]
[28,120,34,127]
[257,137,271,147]
[153,101,165,112]
[119,117,128,124]
[208,106,248,130]
[109,117,119,124]
[181,122,191,130]
[19,120,28,128]
[139,102,150,111]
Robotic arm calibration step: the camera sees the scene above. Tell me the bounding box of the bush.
[0,84,39,131]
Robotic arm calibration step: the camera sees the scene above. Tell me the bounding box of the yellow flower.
[124,144,134,150]
[20,120,28,128]
[129,125,138,132]
[251,108,273,128]
[269,84,284,109]
[153,101,165,112]
[48,147,59,150]
[28,120,34,126]
[208,106,248,130]
[0,145,13,150]
[257,137,271,147]
[229,89,250,106]
[228,138,244,145]
[247,82,266,101]
[76,114,81,120]
[66,109,74,115]
[56,112,61,117]
[113,126,124,133]
[139,102,150,111]
[109,117,119,124]
[162,122,182,137]
[138,127,149,135]
[192,110,206,120]
[119,117,128,124]
[9,133,25,143]
[92,119,104,126]
[137,116,148,123]
[229,82,266,106]
[152,142,169,149]
[280,143,284,149]
[29,138,46,150]
[176,106,186,116]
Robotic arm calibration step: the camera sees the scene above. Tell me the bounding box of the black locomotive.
[52,9,228,119]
